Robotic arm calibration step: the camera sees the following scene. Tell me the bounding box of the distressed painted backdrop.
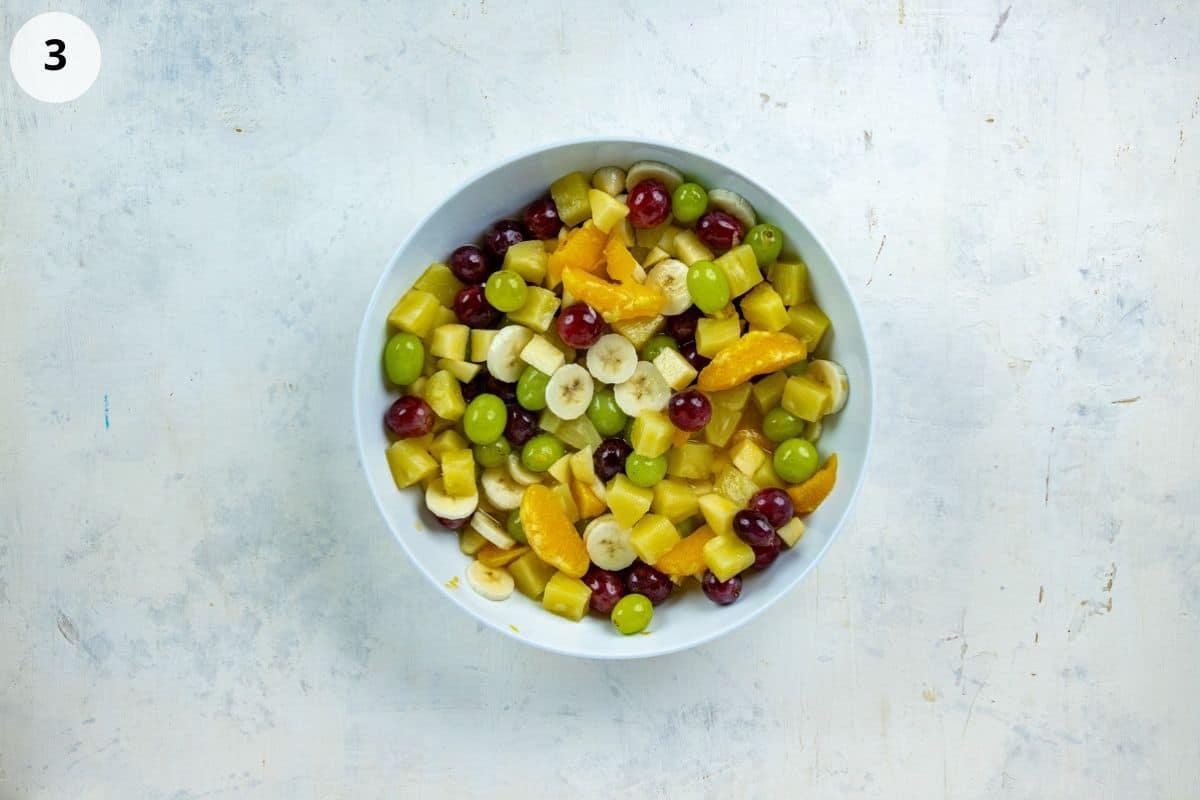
[2,1,1198,797]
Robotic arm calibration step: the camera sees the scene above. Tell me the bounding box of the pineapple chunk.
[703,535,755,581]
[741,283,789,332]
[652,479,700,522]
[711,383,752,412]
[652,348,698,391]
[643,246,671,268]
[556,415,601,450]
[781,375,831,423]
[777,517,806,548]
[414,262,464,307]
[715,465,758,506]
[698,493,739,537]
[437,358,480,383]
[672,229,714,265]
[751,458,786,489]
[751,372,789,414]
[703,404,740,447]
[469,329,498,363]
[387,290,442,338]
[459,528,488,555]
[538,408,564,434]
[429,324,470,361]
[547,453,573,484]
[542,572,593,621]
[656,225,684,254]
[785,303,831,352]
[385,439,438,489]
[431,305,459,329]
[617,218,636,248]
[730,438,767,477]
[425,370,466,421]
[630,410,674,458]
[569,446,596,483]
[550,171,592,227]
[441,449,477,498]
[544,326,577,362]
[503,240,549,284]
[549,481,581,522]
[507,286,560,332]
[630,514,682,566]
[695,317,741,357]
[714,245,763,297]
[520,335,565,375]
[635,220,673,249]
[668,442,714,480]
[510,551,557,599]
[607,474,654,528]
[611,315,666,349]
[768,261,810,306]
[588,189,630,234]
[429,429,469,461]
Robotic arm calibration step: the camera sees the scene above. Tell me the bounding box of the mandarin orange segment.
[571,478,607,519]
[561,266,667,322]
[696,331,807,392]
[787,453,838,514]
[604,235,640,283]
[548,224,608,286]
[476,543,530,568]
[656,525,717,578]
[671,427,692,448]
[520,484,590,577]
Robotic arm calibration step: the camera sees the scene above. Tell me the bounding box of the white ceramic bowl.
[354,138,873,659]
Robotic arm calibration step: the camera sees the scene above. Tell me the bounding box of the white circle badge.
[10,13,101,103]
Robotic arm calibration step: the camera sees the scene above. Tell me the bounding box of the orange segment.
[548,224,608,286]
[604,235,640,283]
[571,478,607,518]
[476,543,530,568]
[520,484,590,577]
[787,454,838,514]
[671,427,692,448]
[562,267,667,322]
[656,526,717,578]
[696,331,807,391]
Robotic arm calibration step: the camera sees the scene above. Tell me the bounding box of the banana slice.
[466,560,515,601]
[425,478,479,519]
[707,188,757,231]
[583,515,637,571]
[585,333,638,384]
[469,509,517,549]
[644,259,692,316]
[803,419,823,443]
[487,325,535,382]
[592,166,627,196]
[480,467,526,510]
[506,453,543,486]
[544,363,594,420]
[625,160,685,193]
[614,361,671,416]
[806,359,849,414]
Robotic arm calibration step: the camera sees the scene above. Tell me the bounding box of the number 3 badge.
[10,13,101,103]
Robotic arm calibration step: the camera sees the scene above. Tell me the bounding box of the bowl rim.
[353,136,875,659]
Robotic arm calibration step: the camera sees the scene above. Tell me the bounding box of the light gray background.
[2,1,1197,797]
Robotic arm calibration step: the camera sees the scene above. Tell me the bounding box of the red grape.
[732,509,776,547]
[462,373,487,403]
[702,571,743,605]
[678,340,710,371]
[625,562,672,605]
[484,219,526,262]
[696,211,744,254]
[453,284,501,328]
[448,244,491,283]
[483,375,518,404]
[627,179,671,229]
[524,198,562,240]
[751,534,783,569]
[664,306,702,342]
[667,389,712,432]
[385,396,434,438]
[748,488,794,528]
[434,515,471,531]
[556,302,604,348]
[584,566,625,614]
[504,405,538,446]
[593,437,632,482]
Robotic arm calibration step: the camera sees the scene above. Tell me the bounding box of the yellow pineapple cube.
[556,415,602,450]
[588,189,630,234]
[387,290,442,338]
[656,224,684,254]
[630,514,682,566]
[507,286,560,332]
[751,458,786,489]
[459,528,488,555]
[714,244,763,297]
[431,305,459,329]
[569,446,596,483]
[510,551,557,599]
[671,229,714,265]
[542,572,592,621]
[429,324,469,361]
[703,404,740,447]
[550,171,592,227]
[741,283,789,332]
[703,535,755,581]
[730,438,767,477]
[668,442,714,480]
[643,246,671,267]
[635,220,673,249]
[715,465,758,506]
[538,409,564,435]
[547,453,573,484]
[550,481,581,522]
[503,240,549,285]
[425,369,466,421]
[698,493,739,537]
[785,303,831,351]
[690,480,714,495]
[413,262,464,307]
[751,372,789,414]
[611,315,666,349]
[469,329,498,363]
[437,358,480,383]
[607,474,654,528]
[385,439,437,489]
[652,479,700,523]
[429,429,469,461]
[520,334,565,375]
[695,317,741,357]
[441,449,477,498]
[777,517,806,547]
[711,383,752,412]
[630,410,674,458]
[652,348,698,391]
[782,375,831,423]
[767,261,809,306]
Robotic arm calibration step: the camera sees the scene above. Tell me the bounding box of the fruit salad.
[380,160,848,635]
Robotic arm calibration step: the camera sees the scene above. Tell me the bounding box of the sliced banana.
[585,333,638,384]
[613,361,671,416]
[507,453,543,486]
[469,509,516,549]
[583,514,638,571]
[480,467,526,510]
[466,560,515,601]
[544,363,594,420]
[644,259,692,316]
[425,478,479,519]
[806,359,849,414]
[707,188,757,231]
[487,325,535,382]
[625,160,685,193]
[592,166,627,196]
[803,419,823,443]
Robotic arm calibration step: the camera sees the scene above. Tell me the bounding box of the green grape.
[773,438,819,483]
[383,332,424,385]
[611,593,653,635]
[517,366,550,411]
[642,334,679,363]
[671,182,708,224]
[745,223,784,265]
[521,433,564,472]
[686,260,731,314]
[463,393,507,444]
[762,407,805,443]
[473,437,511,468]
[484,270,528,313]
[506,509,527,543]
[785,361,808,377]
[625,453,668,488]
[587,389,628,436]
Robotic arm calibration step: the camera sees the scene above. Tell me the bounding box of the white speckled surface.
[2,1,1197,797]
